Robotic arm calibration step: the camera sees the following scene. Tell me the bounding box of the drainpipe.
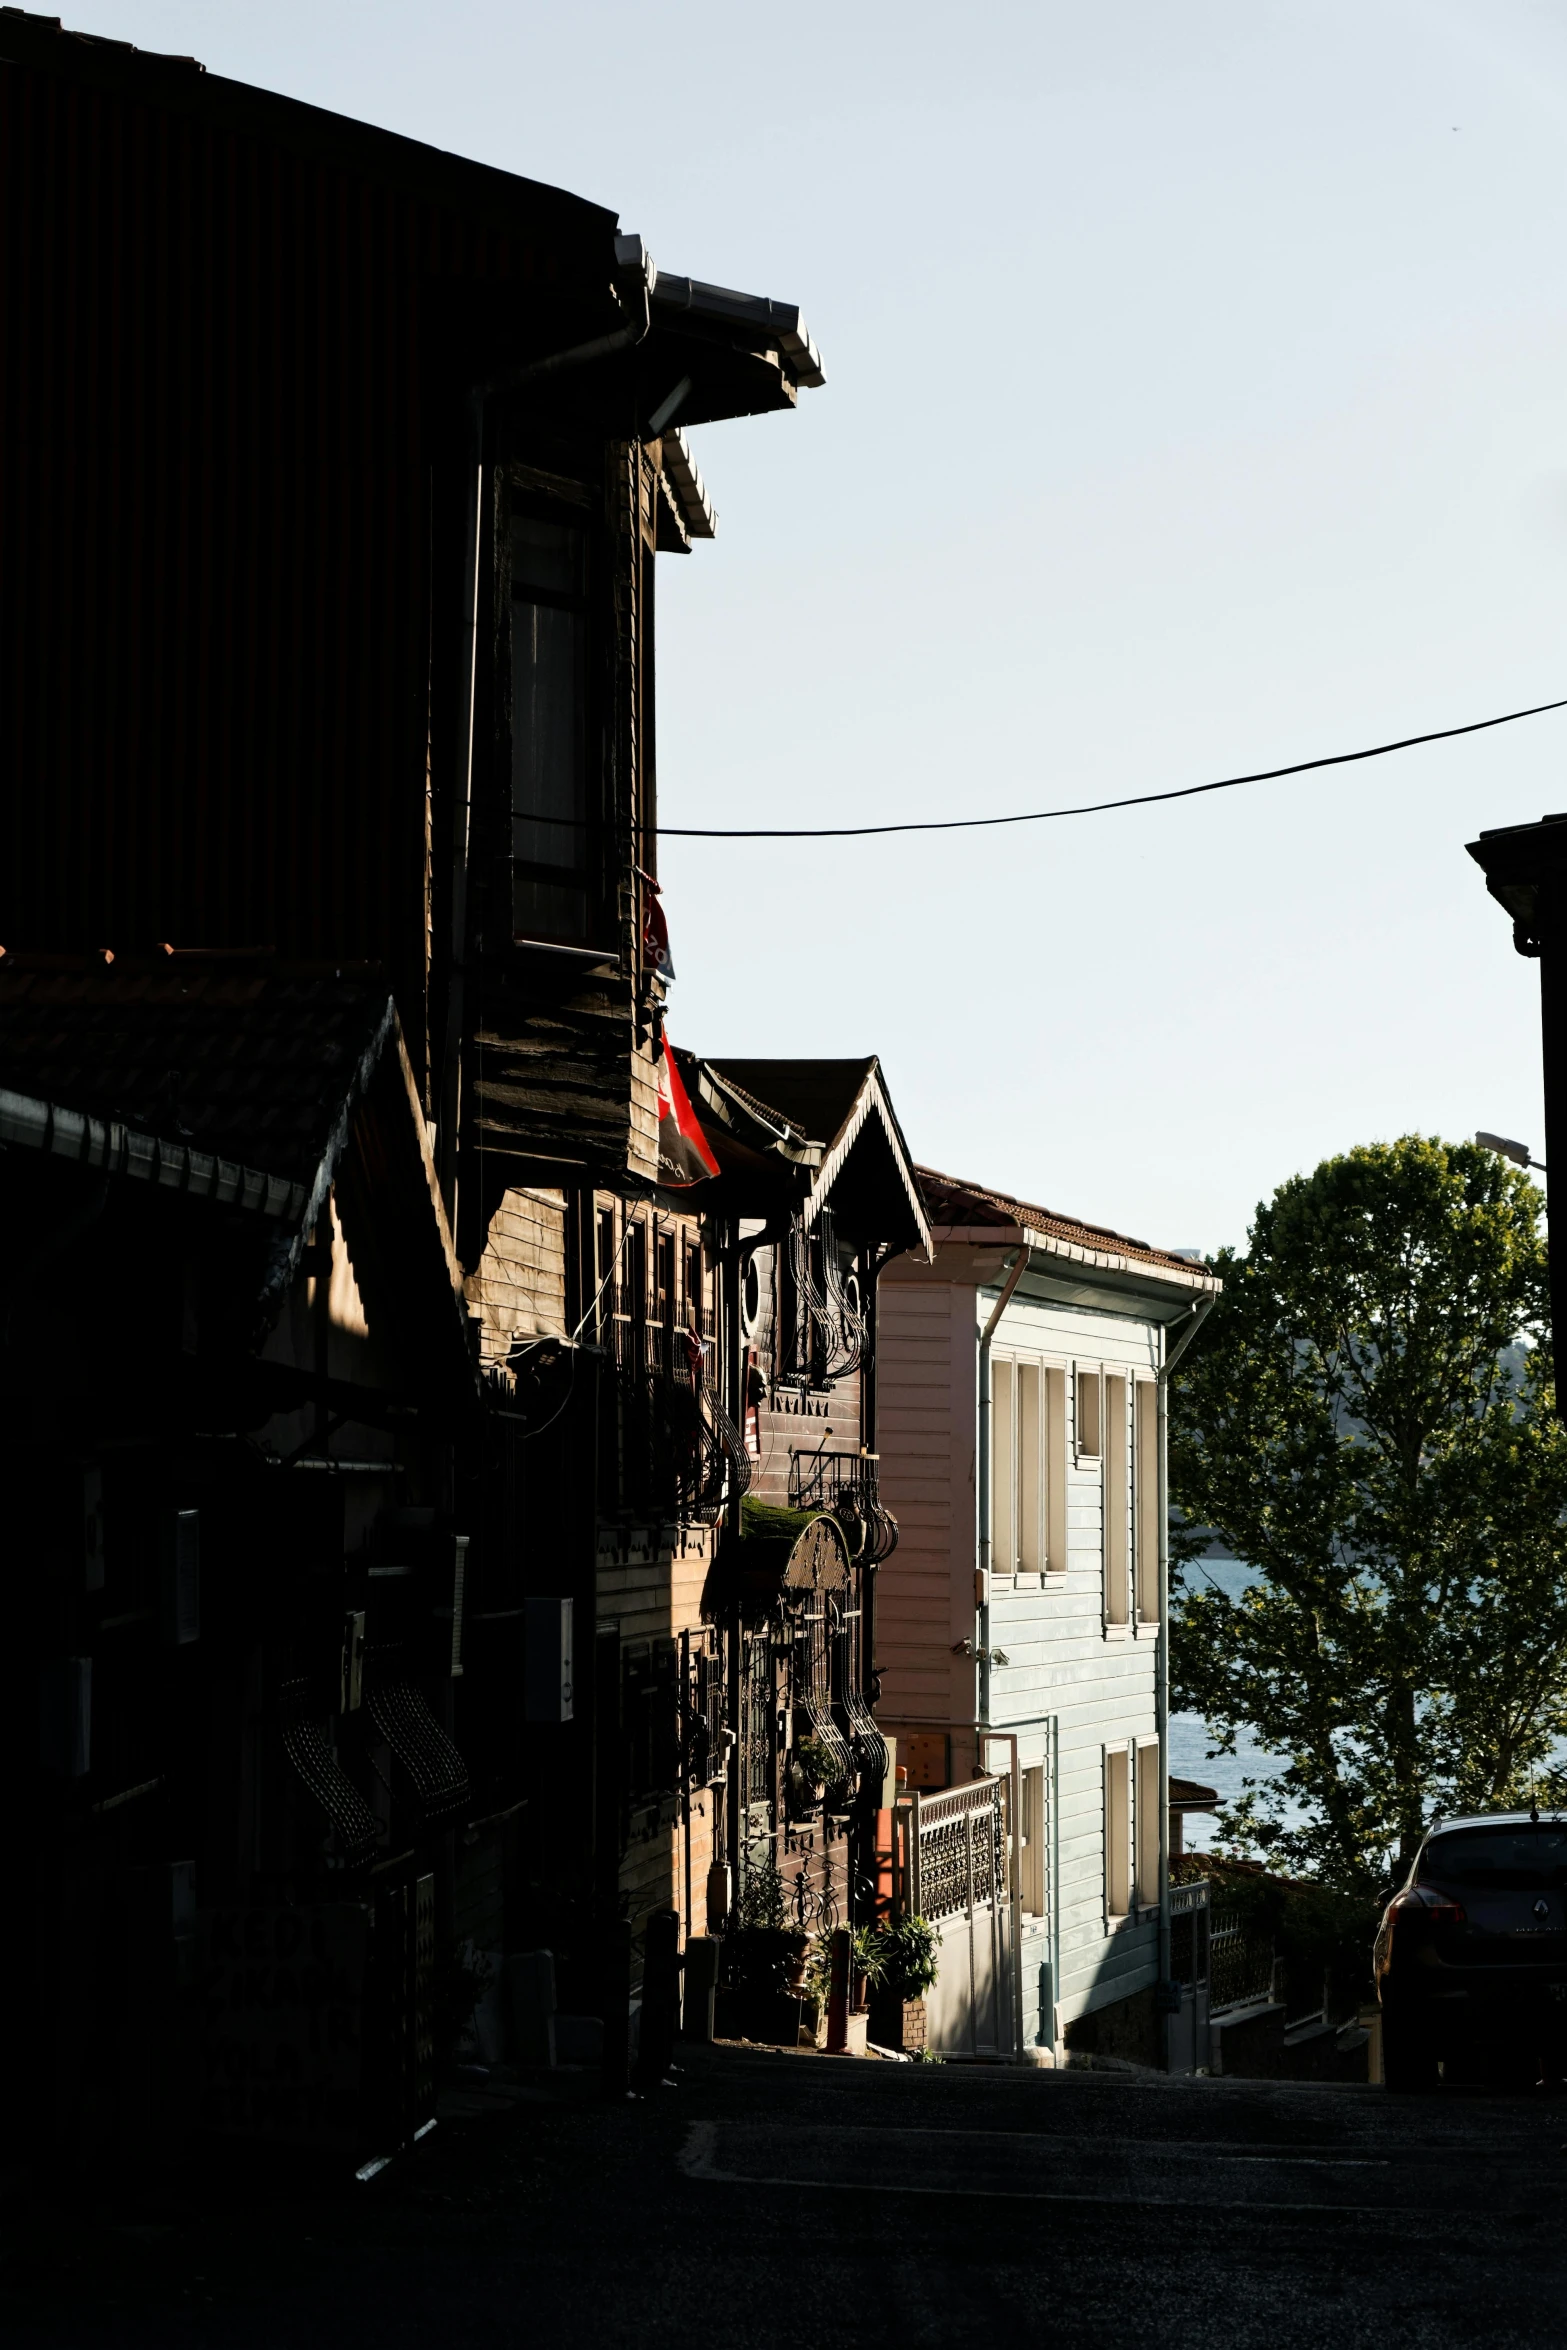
[437,237,656,1231]
[1155,1288,1216,2055]
[975,1245,1026,1732]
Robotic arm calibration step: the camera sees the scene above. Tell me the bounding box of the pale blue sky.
[74,1,1567,1249]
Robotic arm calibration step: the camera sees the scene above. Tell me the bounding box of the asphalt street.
[5,2048,1565,2349]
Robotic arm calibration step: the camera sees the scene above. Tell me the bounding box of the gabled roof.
[918,1165,1217,1288]
[683,1054,931,1257]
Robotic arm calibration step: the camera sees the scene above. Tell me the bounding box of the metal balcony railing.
[787,1448,899,1563]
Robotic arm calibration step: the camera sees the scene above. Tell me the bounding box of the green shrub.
[862,1914,939,2000]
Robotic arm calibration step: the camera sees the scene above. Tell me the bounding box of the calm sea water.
[1169,1557,1567,1856]
[1168,1557,1301,1855]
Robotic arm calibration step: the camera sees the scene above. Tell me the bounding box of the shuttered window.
[1104,1745,1131,1920]
[1021,1763,1047,1917]
[1075,1365,1101,1459]
[992,1355,1045,1579]
[1134,1380,1160,1622]
[991,1356,1015,1574]
[1104,1372,1129,1627]
[1017,1361,1042,1576]
[1045,1365,1068,1575]
[1135,1740,1161,1910]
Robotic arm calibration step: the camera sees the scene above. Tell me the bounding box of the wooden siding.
[877,1260,1165,2046]
[876,1278,976,1730]
[464,1185,566,1370]
[0,29,611,1097]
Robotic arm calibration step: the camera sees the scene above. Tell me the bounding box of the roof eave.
[921,1219,1220,1310]
[804,1067,932,1261]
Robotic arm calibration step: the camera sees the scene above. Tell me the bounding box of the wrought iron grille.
[786,1448,899,1562]
[599,1356,749,1525]
[1208,1900,1275,2013]
[778,1212,866,1389]
[738,1628,776,1828]
[792,1597,856,1791]
[279,1676,384,1867]
[911,1779,1008,1922]
[679,1626,727,1788]
[789,1843,841,1935]
[832,1609,888,1790]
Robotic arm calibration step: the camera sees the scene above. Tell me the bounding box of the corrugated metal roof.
[917,1164,1213,1280]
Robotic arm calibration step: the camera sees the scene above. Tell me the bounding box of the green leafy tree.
[1169,1135,1567,1892]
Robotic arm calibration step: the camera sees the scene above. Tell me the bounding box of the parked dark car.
[1375,1813,1567,2089]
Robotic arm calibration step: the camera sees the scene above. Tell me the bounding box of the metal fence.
[1169,1878,1211,1988]
[1208,1899,1277,2013]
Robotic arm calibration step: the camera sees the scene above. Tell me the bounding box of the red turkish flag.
[656,1036,719,1187]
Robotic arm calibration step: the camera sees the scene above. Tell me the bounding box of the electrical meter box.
[524,1597,574,1723]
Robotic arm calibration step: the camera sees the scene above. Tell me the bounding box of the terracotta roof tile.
[916,1164,1208,1279]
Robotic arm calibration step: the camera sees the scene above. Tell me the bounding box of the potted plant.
[794,1736,848,1804]
[864,1915,940,2056]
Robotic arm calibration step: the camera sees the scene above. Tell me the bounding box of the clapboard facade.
[876,1171,1217,2059]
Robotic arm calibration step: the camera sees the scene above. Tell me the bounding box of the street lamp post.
[1475,1130,1548,1176]
[1468,814,1567,1376]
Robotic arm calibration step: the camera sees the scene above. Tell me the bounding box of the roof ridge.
[916,1162,1200,1274]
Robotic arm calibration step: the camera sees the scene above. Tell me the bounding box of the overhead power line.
[654,693,1567,840]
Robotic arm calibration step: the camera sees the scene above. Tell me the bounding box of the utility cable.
[649,693,1567,840]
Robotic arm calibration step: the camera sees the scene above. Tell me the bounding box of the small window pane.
[1105,1747,1131,1918]
[991,1358,1015,1574]
[1104,1374,1129,1626]
[512,599,587,874]
[1018,1361,1041,1575]
[1076,1367,1101,1458]
[1022,1764,1047,1917]
[511,515,588,597]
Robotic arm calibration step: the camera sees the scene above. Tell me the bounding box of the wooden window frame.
[991,1351,1046,1586]
[497,467,609,954]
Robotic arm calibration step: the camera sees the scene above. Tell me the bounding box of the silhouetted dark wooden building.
[0,10,829,2163]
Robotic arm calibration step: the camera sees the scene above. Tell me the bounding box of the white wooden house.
[875,1169,1218,2063]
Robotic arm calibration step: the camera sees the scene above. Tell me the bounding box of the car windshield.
[1421,1826,1567,1892]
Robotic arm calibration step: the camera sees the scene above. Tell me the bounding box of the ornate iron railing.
[599,1356,750,1524]
[786,1448,898,1562]
[905,1777,1009,1922]
[777,1213,866,1389]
